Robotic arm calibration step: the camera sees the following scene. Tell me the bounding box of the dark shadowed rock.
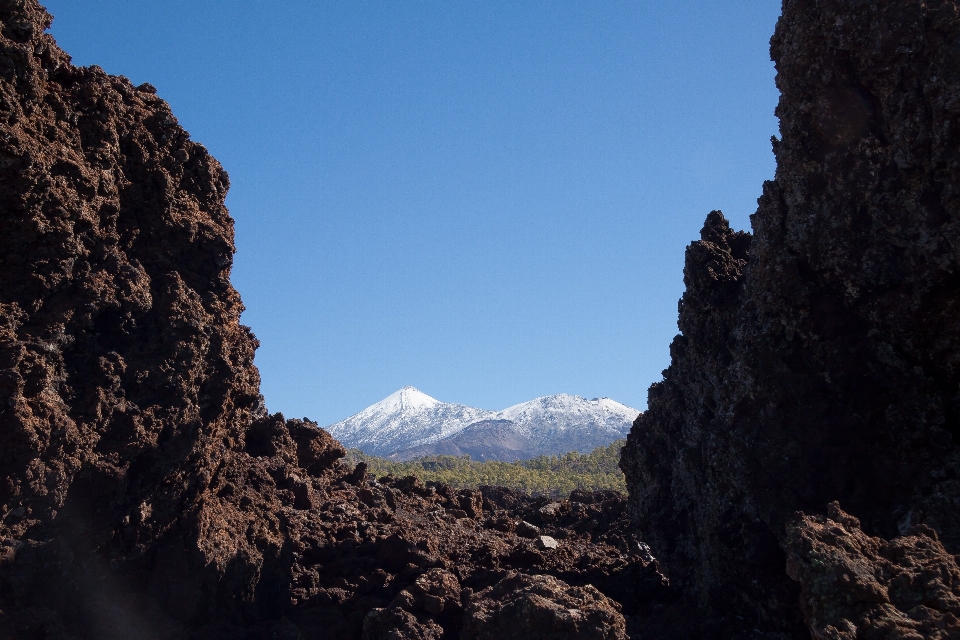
[0,0,353,634]
[0,50,666,621]
[362,569,461,640]
[362,607,444,640]
[14,0,959,636]
[621,0,960,636]
[0,0,674,638]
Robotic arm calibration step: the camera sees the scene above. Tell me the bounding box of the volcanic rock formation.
[4,0,959,637]
[0,0,284,632]
[621,0,960,636]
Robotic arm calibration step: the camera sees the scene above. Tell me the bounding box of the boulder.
[785,502,960,640]
[536,536,558,550]
[461,572,627,640]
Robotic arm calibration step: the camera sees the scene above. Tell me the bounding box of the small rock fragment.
[458,489,484,519]
[362,607,443,640]
[515,521,540,539]
[634,541,655,563]
[538,502,561,519]
[536,536,558,550]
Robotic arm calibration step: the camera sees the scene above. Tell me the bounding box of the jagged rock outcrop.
[362,569,461,640]
[10,0,958,636]
[621,0,960,636]
[460,572,628,640]
[0,0,312,633]
[785,502,960,640]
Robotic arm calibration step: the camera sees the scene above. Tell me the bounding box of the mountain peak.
[378,386,439,412]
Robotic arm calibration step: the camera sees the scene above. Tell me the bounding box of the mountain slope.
[387,419,535,461]
[326,387,640,460]
[325,387,495,457]
[499,394,639,455]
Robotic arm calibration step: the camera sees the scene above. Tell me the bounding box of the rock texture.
[0,0,291,634]
[621,0,960,635]
[460,572,627,640]
[785,502,960,640]
[0,2,674,638]
[5,0,958,636]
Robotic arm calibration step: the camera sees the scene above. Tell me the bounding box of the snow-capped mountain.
[324,387,640,460]
[325,387,494,457]
[498,394,640,456]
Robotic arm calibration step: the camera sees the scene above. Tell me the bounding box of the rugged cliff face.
[621,0,960,635]
[0,0,262,534]
[0,0,352,633]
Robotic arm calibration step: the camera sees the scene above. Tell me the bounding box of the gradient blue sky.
[44,0,782,425]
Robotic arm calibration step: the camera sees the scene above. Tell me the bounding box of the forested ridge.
[343,440,626,497]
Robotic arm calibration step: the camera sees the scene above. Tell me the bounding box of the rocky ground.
[0,411,680,639]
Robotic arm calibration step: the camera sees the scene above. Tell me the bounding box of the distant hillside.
[343,439,626,498]
[327,386,639,460]
[387,419,534,462]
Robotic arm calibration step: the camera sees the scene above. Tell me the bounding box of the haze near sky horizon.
[44,0,781,425]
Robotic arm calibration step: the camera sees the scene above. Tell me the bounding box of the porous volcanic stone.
[621,0,960,635]
[785,502,960,640]
[461,572,628,640]
[0,2,674,638]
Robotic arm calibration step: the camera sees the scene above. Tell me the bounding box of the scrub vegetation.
[343,440,626,497]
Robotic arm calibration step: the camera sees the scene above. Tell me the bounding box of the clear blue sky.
[44,0,781,425]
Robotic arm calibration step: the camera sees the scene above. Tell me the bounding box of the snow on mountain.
[498,394,639,450]
[325,387,640,460]
[325,387,495,457]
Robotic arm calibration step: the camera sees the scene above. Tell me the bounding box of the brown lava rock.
[461,572,628,640]
[621,0,960,637]
[362,569,460,640]
[785,502,960,640]
[8,0,958,637]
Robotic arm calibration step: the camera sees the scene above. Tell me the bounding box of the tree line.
[343,440,626,498]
